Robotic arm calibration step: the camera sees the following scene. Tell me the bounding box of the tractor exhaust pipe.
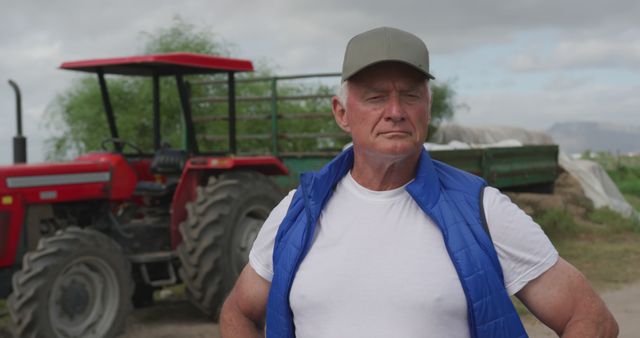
[8,80,27,164]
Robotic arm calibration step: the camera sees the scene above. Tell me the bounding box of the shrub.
[534,209,580,238]
[588,207,640,233]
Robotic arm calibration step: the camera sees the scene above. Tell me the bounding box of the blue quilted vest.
[266,148,527,338]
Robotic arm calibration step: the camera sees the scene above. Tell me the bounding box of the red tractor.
[0,53,287,337]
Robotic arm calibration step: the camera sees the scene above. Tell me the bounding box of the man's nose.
[384,94,405,122]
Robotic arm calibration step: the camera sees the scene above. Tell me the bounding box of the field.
[536,207,640,289]
[511,203,640,314]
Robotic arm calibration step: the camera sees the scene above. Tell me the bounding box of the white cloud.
[456,83,640,131]
[511,37,640,71]
[543,75,590,91]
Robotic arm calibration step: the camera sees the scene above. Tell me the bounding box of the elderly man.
[220,27,618,338]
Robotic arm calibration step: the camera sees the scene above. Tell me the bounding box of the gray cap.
[341,26,435,81]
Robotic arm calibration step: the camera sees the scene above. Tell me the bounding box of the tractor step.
[129,251,177,287]
[128,251,175,263]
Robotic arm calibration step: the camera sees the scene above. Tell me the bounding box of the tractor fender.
[169,156,287,249]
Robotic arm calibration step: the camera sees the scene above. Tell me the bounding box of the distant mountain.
[547,121,640,155]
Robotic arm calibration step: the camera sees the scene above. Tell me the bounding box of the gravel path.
[122,282,640,338]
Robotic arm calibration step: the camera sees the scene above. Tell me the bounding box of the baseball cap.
[341,26,436,81]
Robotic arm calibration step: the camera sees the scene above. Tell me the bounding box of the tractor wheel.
[7,227,133,338]
[177,171,282,320]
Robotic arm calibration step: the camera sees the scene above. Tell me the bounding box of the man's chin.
[369,144,422,159]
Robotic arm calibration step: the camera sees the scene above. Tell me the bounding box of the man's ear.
[332,96,351,133]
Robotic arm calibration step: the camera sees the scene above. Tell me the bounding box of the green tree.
[45,18,457,159]
[45,18,230,159]
[428,82,456,139]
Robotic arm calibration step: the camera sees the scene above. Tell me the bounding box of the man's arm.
[516,257,618,337]
[220,264,271,338]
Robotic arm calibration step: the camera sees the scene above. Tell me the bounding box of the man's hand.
[220,265,270,338]
[517,257,618,337]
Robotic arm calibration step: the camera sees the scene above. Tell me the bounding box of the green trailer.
[189,73,559,192]
[276,145,559,192]
[429,145,558,192]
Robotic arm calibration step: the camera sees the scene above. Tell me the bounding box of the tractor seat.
[134,181,167,196]
[150,147,187,175]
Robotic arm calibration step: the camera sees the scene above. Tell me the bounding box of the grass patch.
[554,232,640,289]
[591,152,640,199]
[511,296,530,316]
[624,193,640,211]
[532,207,640,290]
[517,206,640,319]
[587,207,640,233]
[533,209,580,239]
[608,169,640,196]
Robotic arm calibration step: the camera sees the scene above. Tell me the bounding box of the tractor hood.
[0,152,137,202]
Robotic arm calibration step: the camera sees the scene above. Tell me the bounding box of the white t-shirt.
[250,172,558,338]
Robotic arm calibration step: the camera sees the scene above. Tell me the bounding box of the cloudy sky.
[1,0,638,164]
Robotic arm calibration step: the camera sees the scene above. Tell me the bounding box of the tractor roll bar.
[228,72,237,154]
[153,73,161,150]
[97,69,122,153]
[176,75,199,154]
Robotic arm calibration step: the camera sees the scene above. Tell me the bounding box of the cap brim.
[342,59,436,81]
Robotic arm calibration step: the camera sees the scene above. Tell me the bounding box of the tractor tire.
[7,227,133,338]
[177,171,282,320]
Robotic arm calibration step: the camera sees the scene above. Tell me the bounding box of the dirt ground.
[121,299,218,338]
[121,281,640,338]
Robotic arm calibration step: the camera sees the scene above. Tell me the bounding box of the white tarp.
[558,153,639,219]
[431,123,554,145]
[424,139,524,150]
[430,124,639,219]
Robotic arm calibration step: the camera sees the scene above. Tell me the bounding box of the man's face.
[333,62,432,161]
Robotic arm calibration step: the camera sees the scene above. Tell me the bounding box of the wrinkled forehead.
[349,61,429,90]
